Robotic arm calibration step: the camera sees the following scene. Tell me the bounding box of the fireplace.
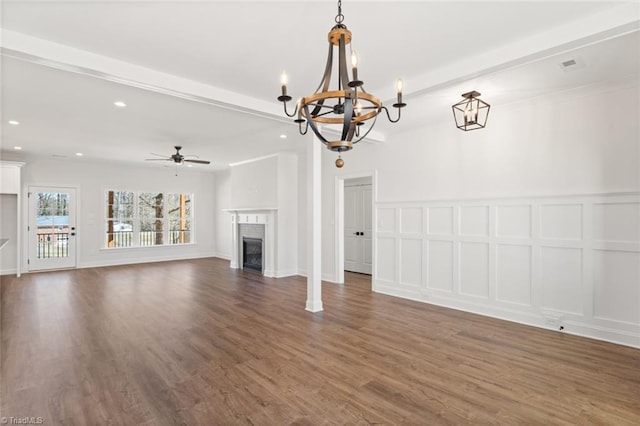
[242,237,263,272]
[226,209,275,277]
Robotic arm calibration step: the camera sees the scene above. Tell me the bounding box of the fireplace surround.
[226,208,276,277]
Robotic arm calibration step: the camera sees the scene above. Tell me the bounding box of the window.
[139,192,164,246]
[105,190,193,248]
[106,191,134,248]
[168,193,192,244]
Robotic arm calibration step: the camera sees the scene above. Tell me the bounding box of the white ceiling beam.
[0,29,388,144]
[378,2,640,102]
[0,29,284,118]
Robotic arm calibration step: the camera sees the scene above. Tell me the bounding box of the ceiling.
[1,1,638,171]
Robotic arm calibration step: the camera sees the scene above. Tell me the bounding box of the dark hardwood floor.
[1,258,639,425]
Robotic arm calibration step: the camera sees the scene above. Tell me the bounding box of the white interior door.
[28,186,77,271]
[344,183,372,274]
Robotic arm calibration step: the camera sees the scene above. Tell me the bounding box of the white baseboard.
[374,281,640,349]
[0,268,17,276]
[295,269,339,283]
[274,269,298,278]
[305,299,323,312]
[213,252,231,261]
[322,273,338,283]
[78,251,217,270]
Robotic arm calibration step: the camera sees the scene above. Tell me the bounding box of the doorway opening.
[335,173,374,287]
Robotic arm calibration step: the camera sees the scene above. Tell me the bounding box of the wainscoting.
[374,192,640,348]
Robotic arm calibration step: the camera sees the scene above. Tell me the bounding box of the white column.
[264,212,276,277]
[230,212,239,269]
[306,135,323,312]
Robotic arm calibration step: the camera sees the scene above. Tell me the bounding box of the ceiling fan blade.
[184,159,211,165]
[149,152,167,157]
[145,158,172,161]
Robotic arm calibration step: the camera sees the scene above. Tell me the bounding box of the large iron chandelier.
[277,0,406,168]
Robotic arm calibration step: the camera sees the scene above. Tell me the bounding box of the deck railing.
[106,230,190,248]
[38,230,192,256]
[36,232,69,258]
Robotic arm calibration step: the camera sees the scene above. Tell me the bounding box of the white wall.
[297,146,308,276]
[214,169,232,259]
[318,81,640,347]
[19,157,216,271]
[0,194,18,274]
[230,155,278,208]
[218,152,299,277]
[276,152,299,276]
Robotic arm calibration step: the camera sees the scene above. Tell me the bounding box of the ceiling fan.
[145,146,211,165]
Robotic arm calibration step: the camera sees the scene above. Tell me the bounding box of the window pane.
[36,192,70,259]
[107,220,133,247]
[139,192,164,245]
[106,190,134,248]
[168,193,192,244]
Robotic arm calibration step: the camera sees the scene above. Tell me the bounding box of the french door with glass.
[28,186,77,271]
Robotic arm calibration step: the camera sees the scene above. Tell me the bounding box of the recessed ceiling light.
[280,134,287,139]
[13,146,22,150]
[75,152,83,157]
[8,120,20,125]
[113,101,127,108]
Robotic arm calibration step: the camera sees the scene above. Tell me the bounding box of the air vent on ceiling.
[558,56,585,72]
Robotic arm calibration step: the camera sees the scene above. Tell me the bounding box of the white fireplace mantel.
[224,208,277,277]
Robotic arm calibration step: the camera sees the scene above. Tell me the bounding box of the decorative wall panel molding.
[540,204,583,241]
[377,208,396,234]
[460,206,490,237]
[400,208,423,235]
[428,207,454,236]
[399,238,423,287]
[374,193,640,348]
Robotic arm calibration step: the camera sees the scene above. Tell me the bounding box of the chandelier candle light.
[277,0,406,168]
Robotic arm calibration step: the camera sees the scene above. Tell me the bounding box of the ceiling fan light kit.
[277,0,406,167]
